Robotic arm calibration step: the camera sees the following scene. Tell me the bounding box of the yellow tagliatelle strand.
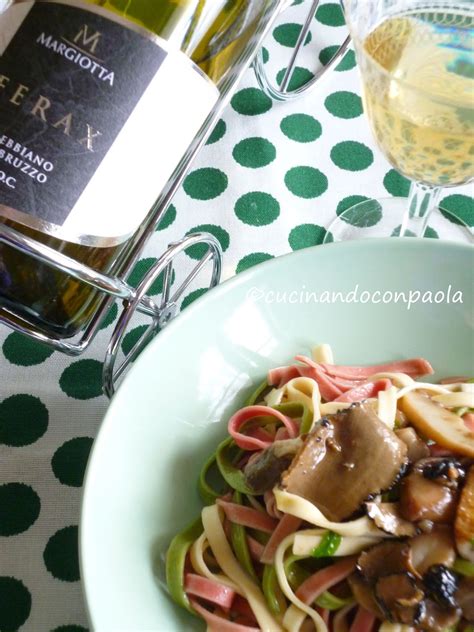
[292,530,382,556]
[274,489,385,537]
[275,533,327,632]
[396,382,452,399]
[367,372,414,388]
[189,532,242,594]
[282,603,308,632]
[285,377,321,424]
[201,504,283,632]
[377,385,398,428]
[312,344,334,364]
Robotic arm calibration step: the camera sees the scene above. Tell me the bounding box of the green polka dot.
[185,225,230,260]
[59,360,103,400]
[315,3,345,26]
[280,114,322,143]
[2,333,54,366]
[181,288,208,310]
[51,627,88,632]
[155,204,177,231]
[325,91,362,119]
[43,526,79,582]
[336,196,382,227]
[122,325,149,356]
[276,66,314,91]
[440,194,474,227]
[235,192,280,226]
[232,137,276,169]
[285,166,328,198]
[262,47,270,63]
[0,394,48,447]
[319,46,356,71]
[206,119,226,145]
[289,224,332,250]
[51,438,94,488]
[183,167,228,200]
[392,225,439,239]
[99,303,118,331]
[127,258,175,296]
[231,88,272,116]
[0,483,40,536]
[0,577,31,632]
[236,253,274,274]
[383,169,411,197]
[336,195,371,216]
[330,141,374,171]
[273,23,312,48]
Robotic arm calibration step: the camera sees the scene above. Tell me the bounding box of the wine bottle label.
[0,0,219,246]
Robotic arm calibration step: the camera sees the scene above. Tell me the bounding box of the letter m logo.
[73,25,101,54]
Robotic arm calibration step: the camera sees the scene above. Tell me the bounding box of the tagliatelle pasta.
[166,345,474,631]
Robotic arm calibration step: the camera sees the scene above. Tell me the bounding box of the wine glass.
[325,0,474,242]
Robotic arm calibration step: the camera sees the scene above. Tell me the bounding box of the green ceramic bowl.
[81,238,473,631]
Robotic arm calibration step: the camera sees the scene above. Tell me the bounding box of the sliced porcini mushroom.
[419,599,461,632]
[357,541,413,581]
[416,457,465,489]
[280,403,408,521]
[366,501,417,537]
[243,437,303,494]
[456,576,474,622]
[375,572,425,625]
[423,565,459,609]
[410,527,456,577]
[399,390,474,457]
[400,468,458,523]
[347,572,383,617]
[455,466,474,562]
[396,427,430,463]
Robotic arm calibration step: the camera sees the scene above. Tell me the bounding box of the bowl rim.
[79,237,473,628]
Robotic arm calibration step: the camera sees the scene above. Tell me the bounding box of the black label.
[0,1,166,227]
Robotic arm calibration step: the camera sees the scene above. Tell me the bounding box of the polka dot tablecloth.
[0,2,473,631]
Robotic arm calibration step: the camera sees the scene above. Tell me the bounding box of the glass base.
[324,197,473,244]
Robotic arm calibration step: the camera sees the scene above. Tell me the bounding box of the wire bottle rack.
[0,0,349,397]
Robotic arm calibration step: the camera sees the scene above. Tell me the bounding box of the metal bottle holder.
[0,0,350,397]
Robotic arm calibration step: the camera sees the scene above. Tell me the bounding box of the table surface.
[0,2,472,631]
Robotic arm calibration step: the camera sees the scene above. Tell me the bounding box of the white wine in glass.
[326,1,473,241]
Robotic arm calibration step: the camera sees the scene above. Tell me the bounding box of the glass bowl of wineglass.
[325,0,473,242]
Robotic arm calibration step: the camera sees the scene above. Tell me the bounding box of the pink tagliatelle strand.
[334,379,391,403]
[185,574,236,609]
[349,607,377,632]
[228,405,299,451]
[246,535,265,562]
[260,513,302,564]
[216,499,279,533]
[295,556,357,605]
[190,599,260,632]
[321,358,433,380]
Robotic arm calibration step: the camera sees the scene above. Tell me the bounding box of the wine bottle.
[0,0,286,339]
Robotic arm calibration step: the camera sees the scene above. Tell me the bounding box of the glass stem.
[400,180,441,238]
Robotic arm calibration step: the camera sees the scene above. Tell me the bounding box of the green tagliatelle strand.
[312,531,342,558]
[198,450,229,505]
[263,564,287,615]
[216,437,257,495]
[274,401,313,436]
[166,517,204,612]
[230,491,258,580]
[246,379,270,405]
[284,553,310,590]
[315,591,355,611]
